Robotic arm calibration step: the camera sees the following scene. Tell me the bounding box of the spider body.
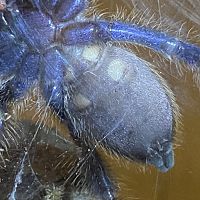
[0,0,199,199]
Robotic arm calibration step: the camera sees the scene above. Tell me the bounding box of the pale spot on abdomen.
[82,45,101,62]
[73,93,91,110]
[107,59,127,81]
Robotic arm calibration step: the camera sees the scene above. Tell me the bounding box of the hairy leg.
[60,21,200,66]
[71,147,116,200]
[0,30,39,101]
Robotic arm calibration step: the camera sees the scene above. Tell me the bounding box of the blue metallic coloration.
[38,0,87,22]
[61,21,200,65]
[0,0,198,199]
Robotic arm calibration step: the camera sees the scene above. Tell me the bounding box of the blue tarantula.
[0,0,200,199]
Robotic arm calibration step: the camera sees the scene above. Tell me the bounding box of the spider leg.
[41,47,116,200]
[60,21,200,66]
[33,0,87,22]
[40,47,65,116]
[72,146,116,200]
[0,31,24,79]
[10,52,40,99]
[0,30,39,102]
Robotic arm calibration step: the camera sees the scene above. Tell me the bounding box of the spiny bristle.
[0,111,23,168]
[44,185,65,200]
[90,0,190,41]
[85,0,109,19]
[88,0,200,84]
[9,85,72,141]
[69,189,100,200]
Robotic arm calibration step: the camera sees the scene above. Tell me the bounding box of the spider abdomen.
[62,44,176,172]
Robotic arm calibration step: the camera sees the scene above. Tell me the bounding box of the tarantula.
[0,0,200,199]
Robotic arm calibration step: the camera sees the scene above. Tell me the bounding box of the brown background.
[97,0,200,200]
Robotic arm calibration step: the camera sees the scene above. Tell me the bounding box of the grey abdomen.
[64,45,174,166]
